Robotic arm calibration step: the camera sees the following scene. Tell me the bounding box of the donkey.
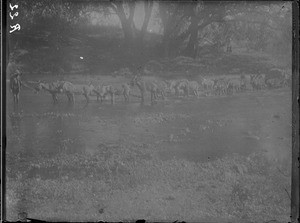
[153,80,168,100]
[177,80,198,97]
[250,74,266,90]
[187,80,201,97]
[93,85,115,104]
[130,75,158,104]
[172,79,189,97]
[35,81,65,104]
[201,78,215,91]
[56,81,95,104]
[213,78,228,96]
[227,78,242,95]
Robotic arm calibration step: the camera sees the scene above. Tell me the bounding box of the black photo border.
[1,0,299,222]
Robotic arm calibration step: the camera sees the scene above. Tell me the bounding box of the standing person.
[9,71,22,105]
[7,57,28,105]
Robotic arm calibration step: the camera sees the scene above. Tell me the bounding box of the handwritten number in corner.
[10,24,21,33]
[9,3,18,11]
[9,11,19,20]
[9,3,20,33]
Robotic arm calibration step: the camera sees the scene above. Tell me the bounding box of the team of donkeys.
[27,69,291,105]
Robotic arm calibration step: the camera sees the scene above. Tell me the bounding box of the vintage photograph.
[4,0,293,222]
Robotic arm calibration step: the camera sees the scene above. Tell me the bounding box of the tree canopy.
[7,0,292,74]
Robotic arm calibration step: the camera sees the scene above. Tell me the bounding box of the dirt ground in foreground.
[5,75,292,222]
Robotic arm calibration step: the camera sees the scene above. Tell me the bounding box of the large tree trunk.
[139,0,154,48]
[110,1,136,45]
[158,2,186,58]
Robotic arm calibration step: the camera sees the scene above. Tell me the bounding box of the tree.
[10,0,86,73]
[156,2,228,58]
[138,0,154,48]
[158,2,192,57]
[97,1,153,49]
[225,2,292,56]
[183,2,226,57]
[106,0,137,44]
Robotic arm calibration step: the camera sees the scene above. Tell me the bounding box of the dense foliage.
[8,1,292,75]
